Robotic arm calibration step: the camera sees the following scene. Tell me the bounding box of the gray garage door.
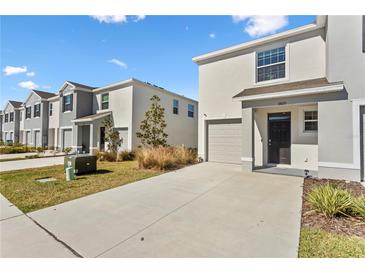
[207,119,242,164]
[62,129,72,149]
[34,130,41,147]
[26,131,31,145]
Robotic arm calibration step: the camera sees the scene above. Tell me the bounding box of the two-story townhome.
[66,78,198,154]
[37,79,198,154]
[21,90,56,147]
[193,15,364,181]
[56,81,95,152]
[2,100,22,143]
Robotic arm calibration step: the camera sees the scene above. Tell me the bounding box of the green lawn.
[299,227,365,258]
[0,161,161,213]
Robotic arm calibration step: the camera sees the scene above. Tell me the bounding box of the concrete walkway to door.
[27,162,303,258]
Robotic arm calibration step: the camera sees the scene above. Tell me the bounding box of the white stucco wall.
[254,104,318,170]
[196,28,326,159]
[132,84,198,149]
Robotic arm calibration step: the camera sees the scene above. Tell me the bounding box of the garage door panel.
[63,129,72,149]
[207,119,242,164]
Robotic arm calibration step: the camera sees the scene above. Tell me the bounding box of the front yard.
[298,178,365,258]
[0,161,161,213]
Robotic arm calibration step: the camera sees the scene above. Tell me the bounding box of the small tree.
[102,117,122,154]
[136,95,168,147]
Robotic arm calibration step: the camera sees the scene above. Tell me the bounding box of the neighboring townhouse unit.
[2,100,22,143]
[59,78,198,154]
[2,79,198,153]
[193,15,365,181]
[21,90,56,147]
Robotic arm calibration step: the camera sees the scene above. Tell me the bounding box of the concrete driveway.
[27,162,303,258]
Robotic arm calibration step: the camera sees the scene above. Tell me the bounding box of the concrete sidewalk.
[0,194,76,257]
[29,163,303,258]
[0,156,64,172]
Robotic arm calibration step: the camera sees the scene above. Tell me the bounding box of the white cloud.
[18,81,39,90]
[3,65,27,76]
[133,15,146,22]
[107,58,128,69]
[26,71,35,77]
[209,33,216,38]
[232,15,288,37]
[91,15,128,24]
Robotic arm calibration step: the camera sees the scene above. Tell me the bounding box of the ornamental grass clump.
[307,184,353,218]
[135,145,197,170]
[352,196,365,219]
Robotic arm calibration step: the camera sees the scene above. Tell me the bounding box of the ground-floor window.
[304,110,318,132]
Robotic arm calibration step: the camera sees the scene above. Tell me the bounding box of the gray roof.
[67,81,97,90]
[33,90,56,99]
[233,78,343,98]
[8,100,23,108]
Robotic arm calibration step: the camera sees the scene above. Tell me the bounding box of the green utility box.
[64,154,97,175]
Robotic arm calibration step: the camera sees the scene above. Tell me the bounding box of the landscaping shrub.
[25,155,40,159]
[308,184,354,217]
[118,150,135,161]
[135,145,197,170]
[0,145,34,154]
[63,147,72,154]
[96,151,117,162]
[352,196,365,219]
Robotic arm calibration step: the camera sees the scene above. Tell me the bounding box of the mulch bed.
[301,178,365,239]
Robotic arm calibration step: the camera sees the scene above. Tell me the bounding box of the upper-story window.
[188,104,194,118]
[26,107,31,119]
[101,93,109,110]
[9,112,14,122]
[49,103,53,116]
[63,94,73,112]
[4,113,8,123]
[173,99,179,114]
[34,104,41,118]
[304,111,318,132]
[257,47,286,82]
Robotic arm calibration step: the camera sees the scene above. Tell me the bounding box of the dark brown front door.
[268,112,291,164]
[100,127,105,151]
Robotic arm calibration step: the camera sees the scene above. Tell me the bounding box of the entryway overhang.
[71,111,111,124]
[232,78,344,106]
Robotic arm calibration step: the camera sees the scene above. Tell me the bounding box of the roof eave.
[192,23,324,64]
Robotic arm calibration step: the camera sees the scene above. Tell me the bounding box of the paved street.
[0,156,64,172]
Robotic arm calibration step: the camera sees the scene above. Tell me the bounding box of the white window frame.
[25,106,32,119]
[101,93,109,110]
[303,110,318,132]
[34,103,41,118]
[188,104,194,118]
[173,99,179,115]
[254,42,289,86]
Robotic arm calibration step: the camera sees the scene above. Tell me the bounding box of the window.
[173,99,179,114]
[304,111,318,131]
[188,104,194,118]
[63,94,73,112]
[101,93,109,110]
[257,47,286,82]
[9,112,14,122]
[5,113,8,123]
[49,103,53,116]
[26,106,32,119]
[34,104,41,117]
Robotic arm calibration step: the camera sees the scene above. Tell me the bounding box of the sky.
[0,15,316,107]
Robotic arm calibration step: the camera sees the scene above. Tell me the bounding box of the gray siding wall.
[2,103,20,142]
[76,90,93,118]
